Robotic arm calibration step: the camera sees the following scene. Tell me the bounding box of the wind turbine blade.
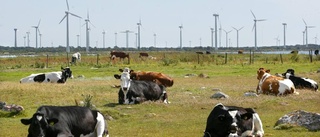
[302,19,307,26]
[257,19,266,21]
[69,12,82,19]
[89,21,96,28]
[66,0,69,11]
[250,10,256,19]
[252,24,255,32]
[59,15,67,24]
[87,10,90,20]
[38,29,41,34]
[37,19,41,27]
[232,27,237,30]
[308,26,316,28]
[239,26,244,30]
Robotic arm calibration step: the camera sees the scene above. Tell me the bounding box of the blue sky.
[1,0,320,49]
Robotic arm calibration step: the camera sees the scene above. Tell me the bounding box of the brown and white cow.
[256,68,297,96]
[139,52,149,58]
[118,68,174,87]
[110,51,129,60]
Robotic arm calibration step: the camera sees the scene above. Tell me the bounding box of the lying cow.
[118,68,174,87]
[204,103,264,137]
[114,71,168,104]
[20,67,73,84]
[282,69,318,91]
[21,106,109,137]
[256,68,296,96]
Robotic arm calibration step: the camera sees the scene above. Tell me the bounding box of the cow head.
[282,69,295,77]
[257,68,270,80]
[114,72,132,104]
[21,112,58,137]
[204,103,257,137]
[61,67,73,79]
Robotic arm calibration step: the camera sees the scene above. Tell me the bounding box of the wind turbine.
[179,24,183,49]
[102,30,106,48]
[26,31,30,47]
[120,30,134,49]
[32,19,41,48]
[83,11,95,53]
[213,14,219,50]
[223,29,232,48]
[251,10,266,50]
[210,28,214,48]
[314,35,318,44]
[282,23,287,49]
[302,19,315,47]
[59,0,82,53]
[14,28,18,47]
[232,26,244,48]
[274,36,280,46]
[137,19,142,50]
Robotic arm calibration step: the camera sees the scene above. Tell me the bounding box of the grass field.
[0,52,320,137]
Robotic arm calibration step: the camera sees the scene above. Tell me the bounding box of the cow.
[203,103,264,137]
[71,52,81,64]
[282,69,318,91]
[114,71,168,104]
[110,51,129,60]
[256,68,297,96]
[139,52,149,58]
[21,106,109,137]
[20,67,73,84]
[118,68,174,87]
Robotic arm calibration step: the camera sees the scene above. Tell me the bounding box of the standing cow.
[21,106,109,137]
[203,103,264,137]
[114,71,168,104]
[256,68,297,96]
[282,69,318,91]
[20,67,73,84]
[71,52,81,64]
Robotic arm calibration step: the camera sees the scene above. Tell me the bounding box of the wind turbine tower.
[282,23,287,49]
[120,30,134,49]
[137,19,142,50]
[84,12,95,53]
[102,30,106,48]
[26,31,30,47]
[32,20,41,48]
[223,30,232,48]
[154,33,157,47]
[179,25,183,49]
[59,0,82,53]
[251,10,266,50]
[210,28,214,48]
[213,14,219,50]
[14,28,17,47]
[114,32,117,47]
[232,26,244,48]
[302,19,315,47]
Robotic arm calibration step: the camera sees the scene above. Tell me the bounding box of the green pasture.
[0,52,320,137]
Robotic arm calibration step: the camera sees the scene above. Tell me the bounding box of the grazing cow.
[256,68,296,96]
[114,71,168,104]
[238,50,244,54]
[110,51,129,60]
[196,51,204,54]
[20,67,73,83]
[282,69,318,91]
[21,106,109,137]
[204,103,264,137]
[118,68,174,87]
[139,52,149,57]
[71,52,81,64]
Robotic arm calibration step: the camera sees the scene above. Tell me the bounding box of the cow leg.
[95,112,106,137]
[162,90,169,104]
[252,113,264,137]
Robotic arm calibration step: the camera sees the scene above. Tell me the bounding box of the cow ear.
[130,70,134,73]
[119,69,123,72]
[266,69,270,73]
[47,118,59,126]
[61,66,64,70]
[114,74,121,79]
[21,119,31,125]
[214,103,225,108]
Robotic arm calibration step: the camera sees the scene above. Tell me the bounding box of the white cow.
[20,67,73,83]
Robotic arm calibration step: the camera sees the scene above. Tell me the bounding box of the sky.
[1,0,320,49]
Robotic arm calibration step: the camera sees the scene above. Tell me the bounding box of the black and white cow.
[203,103,264,137]
[21,106,109,137]
[282,69,318,91]
[71,52,81,64]
[114,71,168,104]
[20,67,73,83]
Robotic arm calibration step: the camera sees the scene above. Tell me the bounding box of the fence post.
[67,52,69,67]
[225,53,227,64]
[97,54,99,65]
[309,50,313,63]
[46,54,49,68]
